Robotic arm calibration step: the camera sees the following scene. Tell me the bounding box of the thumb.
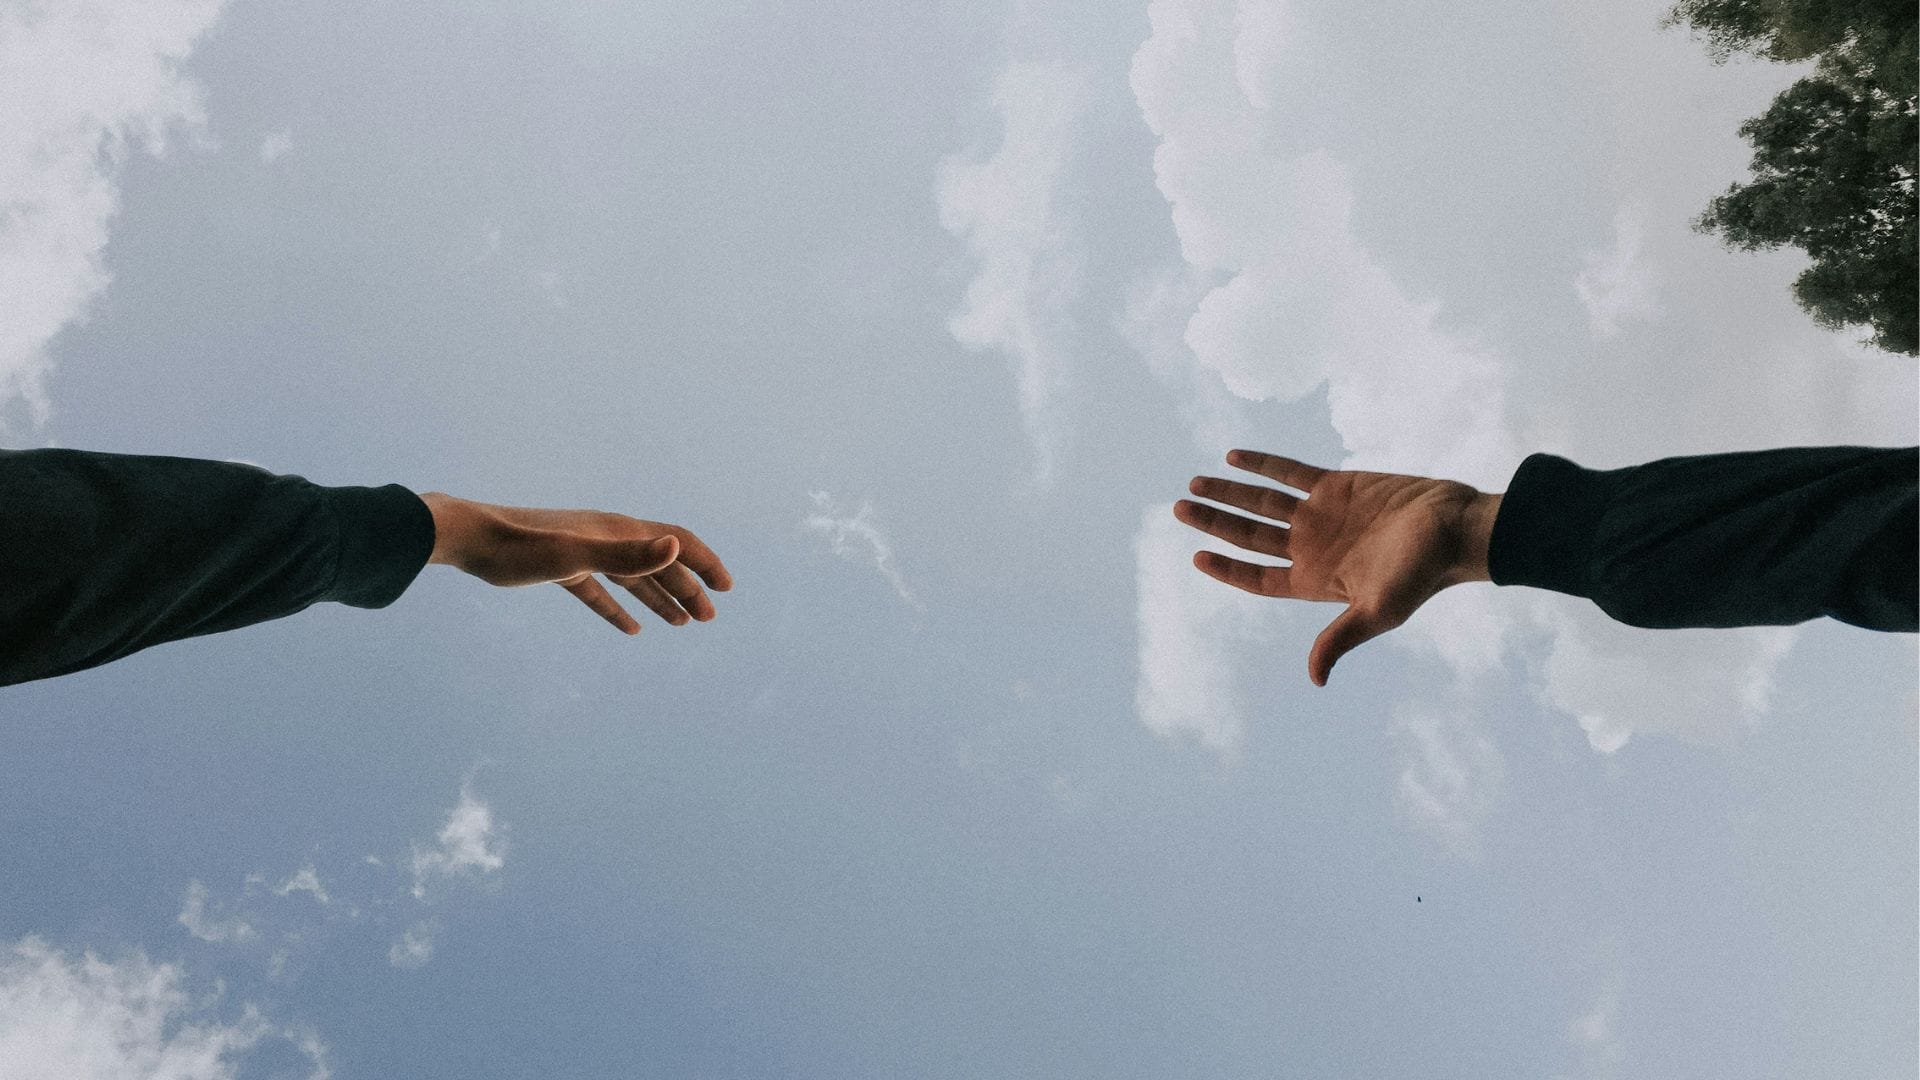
[590,534,680,578]
[1308,605,1385,687]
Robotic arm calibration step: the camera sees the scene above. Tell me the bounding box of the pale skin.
[1174,450,1503,687]
[416,492,732,635]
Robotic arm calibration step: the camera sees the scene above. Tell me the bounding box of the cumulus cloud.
[409,786,506,901]
[1118,268,1249,452]
[1393,703,1505,856]
[1533,606,1797,752]
[1124,0,1879,763]
[937,60,1094,484]
[0,936,328,1080]
[0,0,227,427]
[1575,209,1659,337]
[804,491,918,606]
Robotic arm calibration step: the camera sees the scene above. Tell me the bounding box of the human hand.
[1174,450,1501,686]
[417,493,732,635]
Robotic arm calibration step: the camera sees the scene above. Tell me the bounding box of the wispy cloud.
[387,921,437,971]
[1575,209,1659,338]
[0,936,329,1080]
[0,0,228,428]
[1393,703,1505,856]
[180,784,506,975]
[937,60,1094,484]
[274,864,330,905]
[409,785,506,901]
[804,491,918,607]
[1556,969,1625,1080]
[257,128,293,164]
[179,879,256,944]
[1133,505,1272,755]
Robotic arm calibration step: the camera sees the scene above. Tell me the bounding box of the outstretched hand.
[418,493,732,635]
[1174,450,1501,686]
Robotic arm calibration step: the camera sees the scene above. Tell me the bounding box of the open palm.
[1173,450,1492,686]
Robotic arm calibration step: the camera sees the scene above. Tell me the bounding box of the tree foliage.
[1667,0,1917,354]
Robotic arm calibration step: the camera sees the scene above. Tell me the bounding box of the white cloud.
[1533,606,1797,752]
[178,880,253,944]
[1575,209,1659,337]
[257,128,292,164]
[1125,0,1886,760]
[273,865,330,905]
[387,922,436,970]
[409,786,505,901]
[1559,974,1624,1080]
[0,0,227,427]
[803,491,918,606]
[1132,504,1275,755]
[0,936,328,1080]
[937,60,1094,484]
[1118,268,1248,452]
[1393,703,1505,856]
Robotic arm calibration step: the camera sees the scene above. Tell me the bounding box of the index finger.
[664,527,733,591]
[1226,450,1328,495]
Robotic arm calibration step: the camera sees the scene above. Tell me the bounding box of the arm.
[1488,445,1917,632]
[1173,444,1917,686]
[0,451,729,687]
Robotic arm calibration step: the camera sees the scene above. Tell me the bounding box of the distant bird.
[1416,896,1421,902]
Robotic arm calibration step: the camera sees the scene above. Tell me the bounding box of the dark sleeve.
[0,449,437,686]
[1487,445,1918,632]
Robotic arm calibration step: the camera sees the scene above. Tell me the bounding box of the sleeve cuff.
[1487,452,1610,598]
[320,484,437,608]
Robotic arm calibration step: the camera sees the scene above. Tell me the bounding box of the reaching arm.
[0,450,729,687]
[1175,444,1917,686]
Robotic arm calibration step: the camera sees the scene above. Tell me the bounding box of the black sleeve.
[0,449,437,686]
[1487,445,1918,632]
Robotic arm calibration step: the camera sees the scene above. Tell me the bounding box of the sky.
[0,0,1915,1077]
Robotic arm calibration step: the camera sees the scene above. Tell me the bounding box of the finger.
[662,528,733,592]
[619,574,691,626]
[1187,476,1300,522]
[652,561,717,622]
[1192,550,1292,597]
[1308,605,1387,687]
[1173,499,1291,559]
[1226,449,1328,494]
[587,535,679,578]
[560,576,641,635]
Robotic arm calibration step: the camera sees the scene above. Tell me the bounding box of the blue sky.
[0,1,1914,1077]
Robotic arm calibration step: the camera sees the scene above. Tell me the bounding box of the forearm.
[0,450,435,685]
[1487,445,1918,631]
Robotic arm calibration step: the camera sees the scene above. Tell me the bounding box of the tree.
[1667,0,1917,355]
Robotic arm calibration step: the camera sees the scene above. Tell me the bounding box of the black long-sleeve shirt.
[0,450,434,686]
[0,445,1913,687]
[1488,445,1917,632]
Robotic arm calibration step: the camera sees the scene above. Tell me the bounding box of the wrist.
[1451,490,1502,585]
[419,492,485,567]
